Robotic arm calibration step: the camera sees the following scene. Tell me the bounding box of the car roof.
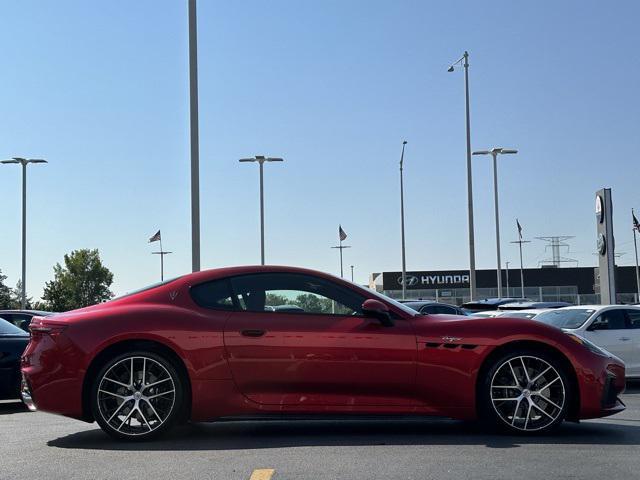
[554,304,640,311]
[402,301,455,307]
[0,309,54,315]
[498,301,572,310]
[500,308,549,314]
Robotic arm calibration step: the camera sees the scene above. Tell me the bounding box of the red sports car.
[21,266,625,440]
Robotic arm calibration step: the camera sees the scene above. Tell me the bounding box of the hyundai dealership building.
[369,266,639,305]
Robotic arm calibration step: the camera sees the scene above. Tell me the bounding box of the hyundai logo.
[398,275,419,287]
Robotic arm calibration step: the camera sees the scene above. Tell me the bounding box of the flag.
[633,210,640,232]
[516,219,523,240]
[339,225,347,241]
[149,230,161,243]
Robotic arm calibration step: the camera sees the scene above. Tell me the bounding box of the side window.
[590,309,628,330]
[436,306,457,315]
[190,279,235,310]
[229,273,366,316]
[420,305,437,314]
[626,310,640,329]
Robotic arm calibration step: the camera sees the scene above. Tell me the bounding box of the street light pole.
[239,156,284,265]
[448,51,477,300]
[1,157,47,309]
[399,140,408,300]
[472,148,518,298]
[188,0,201,273]
[350,265,354,282]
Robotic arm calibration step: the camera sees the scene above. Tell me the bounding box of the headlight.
[565,332,609,357]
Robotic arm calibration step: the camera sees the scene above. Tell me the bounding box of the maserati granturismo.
[21,266,625,440]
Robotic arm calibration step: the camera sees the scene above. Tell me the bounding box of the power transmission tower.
[535,236,578,268]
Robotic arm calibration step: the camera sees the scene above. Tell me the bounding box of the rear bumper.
[21,333,86,420]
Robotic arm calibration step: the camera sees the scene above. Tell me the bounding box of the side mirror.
[362,299,394,327]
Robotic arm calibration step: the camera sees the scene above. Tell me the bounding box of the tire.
[478,348,571,434]
[91,350,185,441]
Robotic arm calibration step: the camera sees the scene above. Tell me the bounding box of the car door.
[624,309,640,377]
[223,272,418,407]
[583,308,633,365]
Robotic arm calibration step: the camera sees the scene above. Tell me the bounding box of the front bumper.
[577,356,626,420]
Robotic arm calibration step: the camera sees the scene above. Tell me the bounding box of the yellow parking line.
[249,468,275,480]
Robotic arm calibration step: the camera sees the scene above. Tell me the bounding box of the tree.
[9,280,34,309]
[42,249,114,312]
[0,269,11,309]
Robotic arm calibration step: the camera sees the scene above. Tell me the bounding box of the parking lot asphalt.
[1,383,640,480]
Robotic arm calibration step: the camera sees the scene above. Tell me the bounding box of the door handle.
[241,329,266,337]
[618,337,631,341]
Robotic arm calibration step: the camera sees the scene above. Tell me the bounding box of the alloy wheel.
[96,356,176,436]
[490,355,565,432]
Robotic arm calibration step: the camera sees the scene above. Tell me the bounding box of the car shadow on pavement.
[0,401,29,415]
[48,417,640,451]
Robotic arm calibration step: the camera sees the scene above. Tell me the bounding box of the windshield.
[0,318,28,336]
[535,308,595,329]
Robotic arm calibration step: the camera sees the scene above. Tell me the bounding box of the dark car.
[0,318,30,400]
[461,298,529,312]
[498,301,572,311]
[0,310,54,332]
[400,300,468,316]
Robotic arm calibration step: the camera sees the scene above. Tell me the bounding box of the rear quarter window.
[190,279,236,310]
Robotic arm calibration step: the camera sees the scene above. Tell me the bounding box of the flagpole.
[511,220,529,299]
[150,230,171,283]
[518,239,525,299]
[339,237,344,277]
[634,209,640,302]
[160,237,164,282]
[332,227,350,278]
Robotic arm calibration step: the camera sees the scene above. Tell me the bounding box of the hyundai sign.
[385,270,471,290]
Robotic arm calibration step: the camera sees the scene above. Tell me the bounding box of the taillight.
[29,317,67,336]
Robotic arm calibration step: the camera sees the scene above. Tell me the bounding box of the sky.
[1,0,639,299]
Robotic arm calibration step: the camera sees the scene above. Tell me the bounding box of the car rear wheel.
[480,349,570,434]
[91,350,184,441]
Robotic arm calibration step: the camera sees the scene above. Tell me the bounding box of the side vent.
[424,343,478,350]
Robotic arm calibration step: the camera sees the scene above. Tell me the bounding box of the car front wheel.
[91,350,184,441]
[480,349,570,434]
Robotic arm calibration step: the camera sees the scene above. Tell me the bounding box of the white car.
[469,310,502,318]
[496,308,549,320]
[535,305,640,378]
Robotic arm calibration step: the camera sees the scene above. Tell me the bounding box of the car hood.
[410,312,569,347]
